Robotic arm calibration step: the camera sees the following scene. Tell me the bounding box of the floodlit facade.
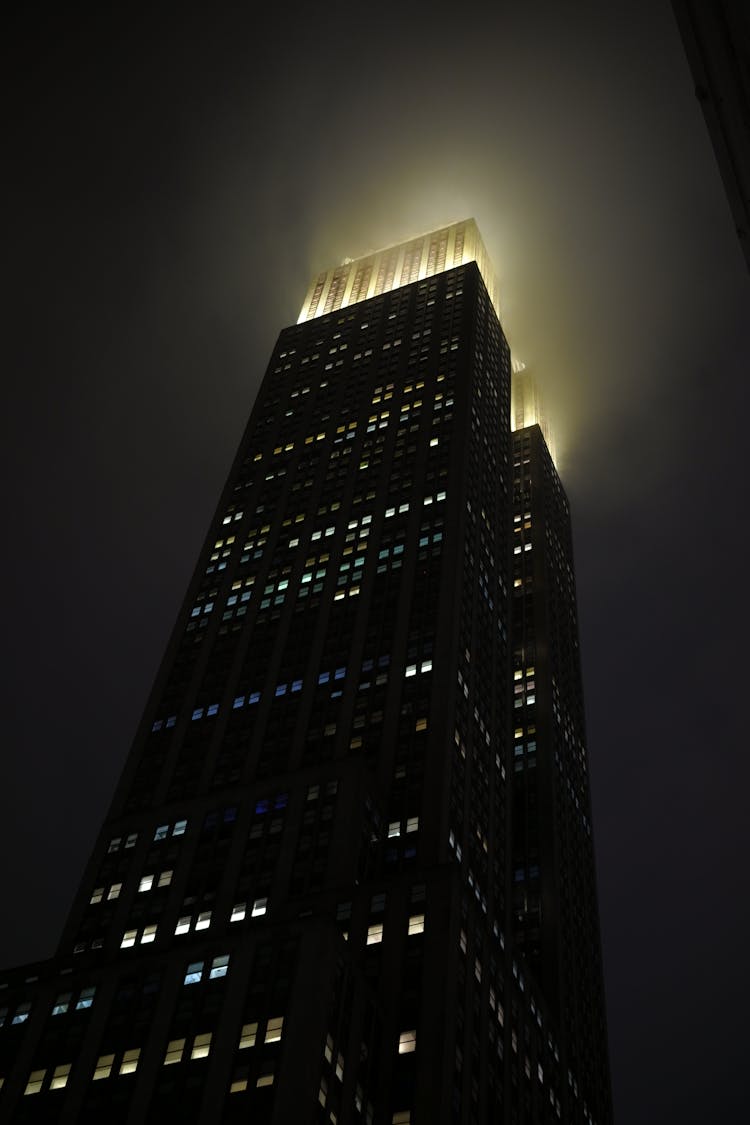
[0,220,612,1124]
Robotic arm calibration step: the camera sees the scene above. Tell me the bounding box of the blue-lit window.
[52,994,71,1016]
[184,961,203,985]
[76,987,96,1010]
[209,955,229,979]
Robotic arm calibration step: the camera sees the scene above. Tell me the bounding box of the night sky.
[4,3,749,1122]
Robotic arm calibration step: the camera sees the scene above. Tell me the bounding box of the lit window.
[141,924,157,944]
[191,1032,212,1060]
[93,1054,115,1080]
[158,869,173,888]
[257,1069,274,1088]
[393,1113,411,1124]
[154,824,168,841]
[406,817,419,833]
[164,1038,185,1065]
[120,930,137,949]
[251,897,268,918]
[49,1063,71,1090]
[265,1016,284,1043]
[52,993,72,1015]
[367,924,383,945]
[387,821,401,838]
[239,1022,258,1049]
[408,914,425,935]
[173,819,188,836]
[175,916,191,935]
[12,1002,31,1024]
[76,987,96,1010]
[184,961,204,985]
[195,911,212,931]
[108,837,121,853]
[90,887,104,904]
[119,1048,140,1075]
[24,1069,46,1095]
[398,1030,417,1054]
[231,902,247,923]
[139,875,154,893]
[107,883,122,901]
[209,954,229,979]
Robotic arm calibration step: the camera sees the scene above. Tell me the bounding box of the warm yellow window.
[408,914,425,935]
[191,1032,212,1060]
[367,923,384,945]
[119,1048,140,1075]
[239,1022,258,1049]
[49,1063,71,1090]
[164,1038,185,1065]
[93,1054,115,1080]
[24,1069,46,1095]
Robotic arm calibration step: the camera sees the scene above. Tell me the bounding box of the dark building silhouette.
[0,221,612,1124]
[672,1,750,271]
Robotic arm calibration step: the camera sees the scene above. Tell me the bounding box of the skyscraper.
[0,221,611,1124]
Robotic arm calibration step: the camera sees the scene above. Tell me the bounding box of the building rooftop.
[298,218,500,322]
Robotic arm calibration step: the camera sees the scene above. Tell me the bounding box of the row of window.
[365,914,424,944]
[120,897,268,949]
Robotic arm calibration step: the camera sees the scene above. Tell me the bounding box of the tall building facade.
[0,221,612,1124]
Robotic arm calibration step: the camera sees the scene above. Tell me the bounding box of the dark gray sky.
[4,3,749,1122]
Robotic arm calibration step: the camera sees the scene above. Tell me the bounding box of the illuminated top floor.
[298,218,500,323]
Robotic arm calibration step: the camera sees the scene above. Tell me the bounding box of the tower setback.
[0,220,612,1124]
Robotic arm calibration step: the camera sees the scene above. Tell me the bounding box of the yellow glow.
[511,363,557,465]
[298,219,500,323]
